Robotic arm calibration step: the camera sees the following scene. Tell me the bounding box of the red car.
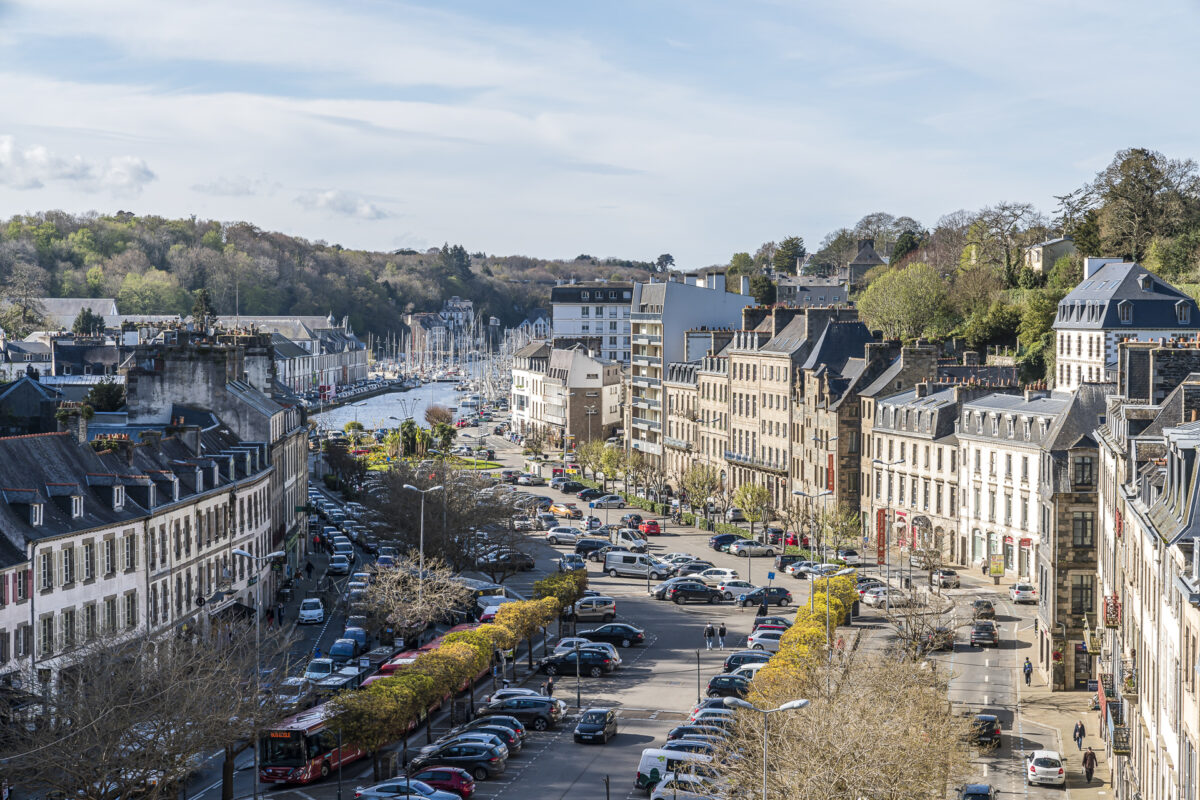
[408,766,476,797]
[638,520,661,536]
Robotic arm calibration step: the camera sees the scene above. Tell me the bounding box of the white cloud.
[191,175,277,197]
[295,189,390,221]
[0,134,155,194]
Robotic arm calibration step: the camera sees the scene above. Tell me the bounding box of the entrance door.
[1073,643,1092,690]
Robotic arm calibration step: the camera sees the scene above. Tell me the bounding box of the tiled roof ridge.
[0,432,72,441]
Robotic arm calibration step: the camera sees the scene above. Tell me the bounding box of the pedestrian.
[981,561,987,577]
[1023,657,1033,686]
[1082,746,1097,783]
[277,601,284,622]
[1073,720,1086,750]
[540,680,548,696]
[703,622,715,650]
[305,560,315,580]
[717,623,726,649]
[546,676,555,697]
[756,602,768,618]
[266,608,274,627]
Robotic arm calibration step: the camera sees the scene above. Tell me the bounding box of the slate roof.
[1043,383,1114,451]
[801,320,874,374]
[271,333,308,360]
[850,241,885,268]
[514,341,550,359]
[758,316,813,356]
[1053,261,1200,330]
[34,298,119,329]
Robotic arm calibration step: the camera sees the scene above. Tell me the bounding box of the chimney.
[1025,387,1041,402]
[914,383,929,398]
[962,350,980,366]
[739,275,750,296]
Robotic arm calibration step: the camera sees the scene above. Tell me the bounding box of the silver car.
[727,539,777,558]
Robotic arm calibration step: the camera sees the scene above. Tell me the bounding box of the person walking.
[305,560,315,581]
[265,607,274,627]
[546,676,555,697]
[703,622,715,650]
[1082,746,1097,783]
[1073,720,1086,750]
[1023,657,1033,686]
[717,623,726,649]
[277,601,285,623]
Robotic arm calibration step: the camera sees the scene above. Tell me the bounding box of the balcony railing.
[632,416,660,430]
[632,354,662,367]
[1084,626,1104,656]
[663,436,692,451]
[723,450,788,474]
[632,396,661,410]
[1111,725,1130,755]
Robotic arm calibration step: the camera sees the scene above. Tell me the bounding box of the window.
[14,625,29,657]
[1071,574,1095,615]
[974,449,981,473]
[39,616,53,656]
[124,534,136,571]
[1072,511,1095,547]
[104,597,117,633]
[124,593,137,630]
[15,571,27,602]
[1022,455,1029,481]
[30,504,42,526]
[62,548,74,585]
[61,608,75,649]
[39,552,52,591]
[1118,300,1132,324]
[1004,494,1012,526]
[71,496,83,518]
[1178,301,1191,325]
[1005,453,1012,477]
[83,543,95,580]
[1021,497,1029,530]
[1073,456,1095,488]
[113,486,124,509]
[84,603,97,640]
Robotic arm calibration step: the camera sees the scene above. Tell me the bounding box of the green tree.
[748,274,777,305]
[327,681,415,780]
[1090,147,1199,262]
[431,422,457,453]
[733,482,771,539]
[728,252,754,275]
[399,419,418,456]
[71,306,106,335]
[772,236,806,274]
[890,230,922,263]
[1046,254,1082,293]
[191,287,216,327]
[655,253,675,272]
[681,463,721,521]
[599,445,622,491]
[857,262,949,340]
[85,380,126,412]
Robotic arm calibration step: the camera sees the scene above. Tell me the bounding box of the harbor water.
[311,382,466,431]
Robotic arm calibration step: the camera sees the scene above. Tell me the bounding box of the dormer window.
[1118,300,1132,324]
[30,503,42,527]
[1139,273,1154,291]
[581,291,590,300]
[71,496,83,518]
[1177,300,1191,325]
[113,486,124,510]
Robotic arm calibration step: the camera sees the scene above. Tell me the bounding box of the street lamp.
[792,489,832,561]
[724,697,810,800]
[232,548,286,800]
[402,484,444,602]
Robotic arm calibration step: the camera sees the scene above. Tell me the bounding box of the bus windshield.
[261,731,309,766]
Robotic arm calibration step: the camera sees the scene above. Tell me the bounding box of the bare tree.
[363,554,473,640]
[424,405,453,426]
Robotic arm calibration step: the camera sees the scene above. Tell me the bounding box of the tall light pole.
[792,489,832,561]
[584,405,598,443]
[872,458,905,601]
[232,548,287,800]
[402,484,444,603]
[724,697,809,800]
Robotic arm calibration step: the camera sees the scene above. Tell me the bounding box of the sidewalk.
[957,567,1111,797]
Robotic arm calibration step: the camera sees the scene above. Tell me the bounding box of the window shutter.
[1,572,6,605]
[25,570,32,599]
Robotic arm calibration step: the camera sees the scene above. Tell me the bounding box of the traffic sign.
[767,571,776,581]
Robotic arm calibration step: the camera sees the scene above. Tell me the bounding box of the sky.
[0,0,1198,266]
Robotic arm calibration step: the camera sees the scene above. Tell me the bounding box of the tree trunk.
[373,751,381,781]
[425,710,433,744]
[527,635,535,669]
[221,745,236,800]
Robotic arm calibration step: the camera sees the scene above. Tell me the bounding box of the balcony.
[1084,626,1103,656]
[663,436,692,451]
[1111,725,1130,755]
[632,416,661,430]
[632,375,656,388]
[632,395,660,410]
[631,312,660,321]
[631,440,662,456]
[632,353,662,368]
[632,333,660,346]
[723,450,788,474]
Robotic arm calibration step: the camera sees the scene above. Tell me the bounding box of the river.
[311,382,469,431]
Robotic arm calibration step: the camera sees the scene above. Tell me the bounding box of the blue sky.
[0,0,1197,265]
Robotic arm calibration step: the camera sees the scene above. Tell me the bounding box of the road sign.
[766,571,775,581]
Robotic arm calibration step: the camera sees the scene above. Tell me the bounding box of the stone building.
[662,361,700,485]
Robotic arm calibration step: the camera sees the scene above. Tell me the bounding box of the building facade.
[550,282,633,364]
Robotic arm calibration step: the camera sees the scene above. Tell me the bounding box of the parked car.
[354,778,460,800]
[1010,583,1038,604]
[673,561,716,578]
[298,598,325,624]
[737,586,793,608]
[784,560,819,578]
[475,696,563,731]
[557,481,584,493]
[665,581,723,605]
[856,579,885,597]
[303,658,335,682]
[477,551,535,571]
[970,621,1000,647]
[706,674,750,698]
[328,638,362,665]
[558,554,587,572]
[722,649,772,673]
[752,615,792,631]
[577,488,604,501]
[835,548,861,566]
[575,537,610,559]
[566,596,617,622]
[1026,750,1066,787]
[546,526,584,545]
[328,554,352,574]
[516,474,544,486]
[539,649,615,677]
[620,513,644,527]
[407,741,507,781]
[716,579,756,601]
[725,507,747,522]
[746,629,784,652]
[573,707,618,744]
[931,569,961,588]
[708,533,746,552]
[638,520,661,536]
[666,724,727,741]
[577,623,646,648]
[862,587,912,607]
[590,495,625,509]
[549,502,583,519]
[921,626,955,652]
[405,768,476,799]
[957,784,998,800]
[697,567,739,586]
[727,539,777,558]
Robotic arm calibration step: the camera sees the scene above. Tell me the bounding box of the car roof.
[1029,749,1061,758]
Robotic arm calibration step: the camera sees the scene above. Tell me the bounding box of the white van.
[609,528,648,552]
[604,552,672,580]
[635,748,712,791]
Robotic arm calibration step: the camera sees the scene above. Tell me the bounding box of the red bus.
[258,702,364,785]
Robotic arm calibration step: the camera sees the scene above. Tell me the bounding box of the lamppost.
[402,484,444,603]
[872,458,905,599]
[232,547,287,800]
[584,404,598,443]
[723,697,810,800]
[792,489,832,561]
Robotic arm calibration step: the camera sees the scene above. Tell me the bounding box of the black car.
[967,714,1002,748]
[723,650,771,673]
[408,740,507,781]
[666,724,727,741]
[662,739,716,756]
[752,615,792,631]
[666,581,723,605]
[574,538,609,558]
[708,533,744,551]
[921,626,955,652]
[478,551,535,571]
[559,481,585,493]
[327,637,362,665]
[972,599,996,619]
[673,561,715,577]
[475,696,562,731]
[538,649,615,677]
[958,784,998,799]
[970,621,999,647]
[573,707,618,744]
[439,721,523,753]
[738,586,793,608]
[453,714,527,743]
[763,527,786,545]
[590,544,631,562]
[577,488,604,501]
[578,623,646,648]
[706,674,750,698]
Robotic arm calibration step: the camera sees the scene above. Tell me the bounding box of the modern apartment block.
[510,343,622,447]
[628,273,753,464]
[550,282,634,364]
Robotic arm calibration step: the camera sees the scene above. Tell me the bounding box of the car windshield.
[301,600,320,610]
[581,712,607,724]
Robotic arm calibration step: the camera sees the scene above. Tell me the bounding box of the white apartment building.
[511,343,621,447]
[629,272,753,465]
[1053,259,1200,391]
[511,342,550,440]
[550,282,633,364]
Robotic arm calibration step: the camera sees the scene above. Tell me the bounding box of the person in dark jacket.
[1082,747,1097,782]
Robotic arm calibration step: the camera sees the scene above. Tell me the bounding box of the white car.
[1026,749,1066,787]
[725,507,747,522]
[328,554,351,574]
[590,495,626,509]
[554,637,594,655]
[836,549,862,566]
[716,580,757,601]
[303,658,335,682]
[297,598,325,624]
[545,526,583,545]
[651,773,713,800]
[689,707,735,725]
[516,474,544,486]
[697,567,739,586]
[861,587,912,607]
[577,641,622,668]
[662,553,696,564]
[746,629,783,652]
[785,560,819,577]
[1010,583,1038,604]
[730,662,767,680]
[727,539,777,558]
